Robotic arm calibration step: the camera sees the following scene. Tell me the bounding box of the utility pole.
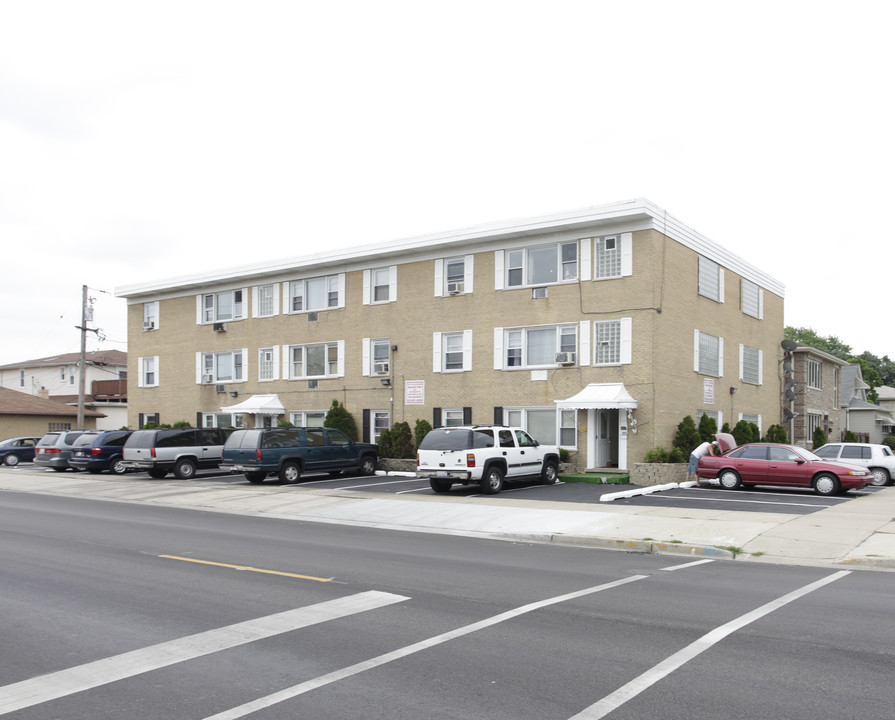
[77,284,87,429]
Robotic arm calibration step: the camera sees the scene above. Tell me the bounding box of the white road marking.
[203,574,649,719]
[0,591,407,716]
[568,570,851,719]
[662,559,715,571]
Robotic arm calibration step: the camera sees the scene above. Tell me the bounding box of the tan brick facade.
[118,201,784,471]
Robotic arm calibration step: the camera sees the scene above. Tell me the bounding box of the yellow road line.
[159,555,332,582]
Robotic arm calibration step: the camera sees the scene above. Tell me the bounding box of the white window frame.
[503,407,574,448]
[694,330,724,377]
[371,410,390,443]
[286,341,345,379]
[593,318,633,366]
[258,346,280,382]
[808,359,822,389]
[143,301,159,330]
[697,409,723,429]
[494,324,577,369]
[697,256,724,302]
[363,266,397,305]
[197,349,247,384]
[252,283,280,318]
[741,278,763,319]
[433,330,473,373]
[362,338,391,377]
[442,409,465,427]
[496,241,579,289]
[196,288,247,324]
[592,233,633,280]
[138,356,159,388]
[434,255,475,296]
[739,345,763,386]
[739,413,763,435]
[287,274,345,314]
[291,410,327,427]
[202,413,239,429]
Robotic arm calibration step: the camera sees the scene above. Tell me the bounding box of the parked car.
[33,431,88,471]
[812,443,895,486]
[416,425,560,494]
[220,426,379,483]
[68,430,134,475]
[123,428,233,479]
[697,440,872,495]
[0,437,42,466]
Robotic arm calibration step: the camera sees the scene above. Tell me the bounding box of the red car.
[696,438,872,495]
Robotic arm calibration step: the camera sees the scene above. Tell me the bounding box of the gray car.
[34,431,88,471]
[123,428,232,479]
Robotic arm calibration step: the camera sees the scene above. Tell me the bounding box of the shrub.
[414,419,433,449]
[765,424,788,443]
[277,420,293,427]
[559,448,571,464]
[698,413,718,443]
[812,426,827,449]
[883,435,895,453]
[731,420,755,447]
[644,447,669,463]
[844,430,858,442]
[172,420,192,428]
[668,448,687,463]
[673,416,700,456]
[721,422,731,434]
[388,422,414,458]
[324,399,358,441]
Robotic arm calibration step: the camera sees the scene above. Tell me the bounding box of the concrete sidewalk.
[2,468,894,570]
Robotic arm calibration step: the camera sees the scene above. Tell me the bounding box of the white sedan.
[813,443,895,486]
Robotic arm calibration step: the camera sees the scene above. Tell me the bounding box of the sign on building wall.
[405,380,425,405]
[703,378,715,405]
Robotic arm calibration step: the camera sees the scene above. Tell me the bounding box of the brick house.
[115,198,785,472]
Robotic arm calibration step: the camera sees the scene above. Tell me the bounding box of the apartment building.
[115,198,785,472]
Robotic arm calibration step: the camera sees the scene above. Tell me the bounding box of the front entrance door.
[596,410,614,467]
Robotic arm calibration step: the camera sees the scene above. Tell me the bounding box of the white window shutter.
[620,317,633,365]
[463,329,473,371]
[283,346,292,379]
[494,251,504,290]
[337,340,345,376]
[758,349,764,385]
[362,270,371,305]
[693,329,701,372]
[621,233,633,277]
[283,282,291,314]
[758,288,764,320]
[251,286,259,318]
[388,265,397,302]
[494,327,504,370]
[238,287,248,318]
[432,332,442,373]
[464,255,475,292]
[362,338,371,376]
[717,411,723,429]
[580,240,592,282]
[434,259,444,297]
[272,345,280,380]
[718,269,725,303]
[195,353,203,384]
[739,344,745,381]
[578,321,591,366]
[718,337,724,377]
[196,295,204,324]
[241,348,248,380]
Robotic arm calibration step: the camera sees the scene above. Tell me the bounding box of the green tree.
[414,419,433,449]
[387,422,414,458]
[673,416,700,455]
[731,420,754,447]
[812,425,827,449]
[784,327,852,360]
[324,399,358,441]
[883,435,895,453]
[697,412,718,443]
[844,429,858,442]
[765,424,788,443]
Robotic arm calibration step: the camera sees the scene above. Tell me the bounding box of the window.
[200,289,245,323]
[363,339,391,376]
[593,319,633,366]
[698,256,723,302]
[138,356,159,388]
[807,413,821,437]
[291,410,326,427]
[808,359,822,389]
[18,370,24,388]
[202,413,237,428]
[433,330,472,372]
[741,279,762,319]
[371,410,390,443]
[694,330,723,376]
[253,283,278,318]
[290,275,342,313]
[500,324,576,368]
[697,409,722,429]
[594,236,620,278]
[143,301,159,330]
[436,256,474,296]
[289,341,343,379]
[200,350,245,383]
[363,266,397,304]
[442,409,465,426]
[258,347,279,381]
[503,242,578,288]
[740,345,762,385]
[504,407,574,447]
[560,409,577,447]
[739,413,762,434]
[842,446,871,460]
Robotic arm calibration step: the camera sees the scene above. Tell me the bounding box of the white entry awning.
[219,393,285,415]
[555,383,639,410]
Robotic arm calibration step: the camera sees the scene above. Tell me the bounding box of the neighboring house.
[0,350,128,430]
[788,346,848,448]
[840,366,895,444]
[0,387,103,439]
[115,198,785,472]
[876,385,895,417]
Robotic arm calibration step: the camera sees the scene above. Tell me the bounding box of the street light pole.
[77,284,87,429]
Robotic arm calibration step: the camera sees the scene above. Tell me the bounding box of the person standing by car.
[686,440,718,487]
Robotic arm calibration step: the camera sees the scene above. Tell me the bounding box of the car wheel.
[110,459,129,476]
[357,455,377,476]
[718,469,741,490]
[278,461,301,483]
[245,472,266,484]
[480,466,504,495]
[148,469,168,479]
[429,478,452,493]
[869,467,890,487]
[813,473,840,496]
[540,460,558,485]
[173,459,197,480]
[4,454,20,466]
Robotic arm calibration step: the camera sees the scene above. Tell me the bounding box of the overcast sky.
[1,1,891,368]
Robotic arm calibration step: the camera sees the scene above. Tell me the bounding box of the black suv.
[68,430,134,475]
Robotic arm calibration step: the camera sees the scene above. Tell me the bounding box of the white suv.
[416,425,560,495]
[813,443,895,486]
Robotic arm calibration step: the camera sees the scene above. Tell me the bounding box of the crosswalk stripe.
[0,591,408,716]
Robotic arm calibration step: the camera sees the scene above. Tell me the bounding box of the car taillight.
[150,448,156,458]
[91,448,102,457]
[466,453,475,467]
[44,448,61,454]
[256,449,263,461]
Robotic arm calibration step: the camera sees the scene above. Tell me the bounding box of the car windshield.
[794,447,821,461]
[0,438,14,446]
[37,435,60,447]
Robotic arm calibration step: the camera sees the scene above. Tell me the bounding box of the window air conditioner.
[374,361,390,375]
[307,379,319,389]
[203,374,214,384]
[215,384,226,393]
[447,282,463,295]
[142,321,155,330]
[213,322,226,332]
[555,352,576,366]
[532,287,548,299]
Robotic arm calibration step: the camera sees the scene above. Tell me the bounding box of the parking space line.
[0,591,407,716]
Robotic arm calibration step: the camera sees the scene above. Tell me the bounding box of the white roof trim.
[555,383,639,410]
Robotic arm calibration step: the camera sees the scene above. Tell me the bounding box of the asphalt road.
[1,490,893,719]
